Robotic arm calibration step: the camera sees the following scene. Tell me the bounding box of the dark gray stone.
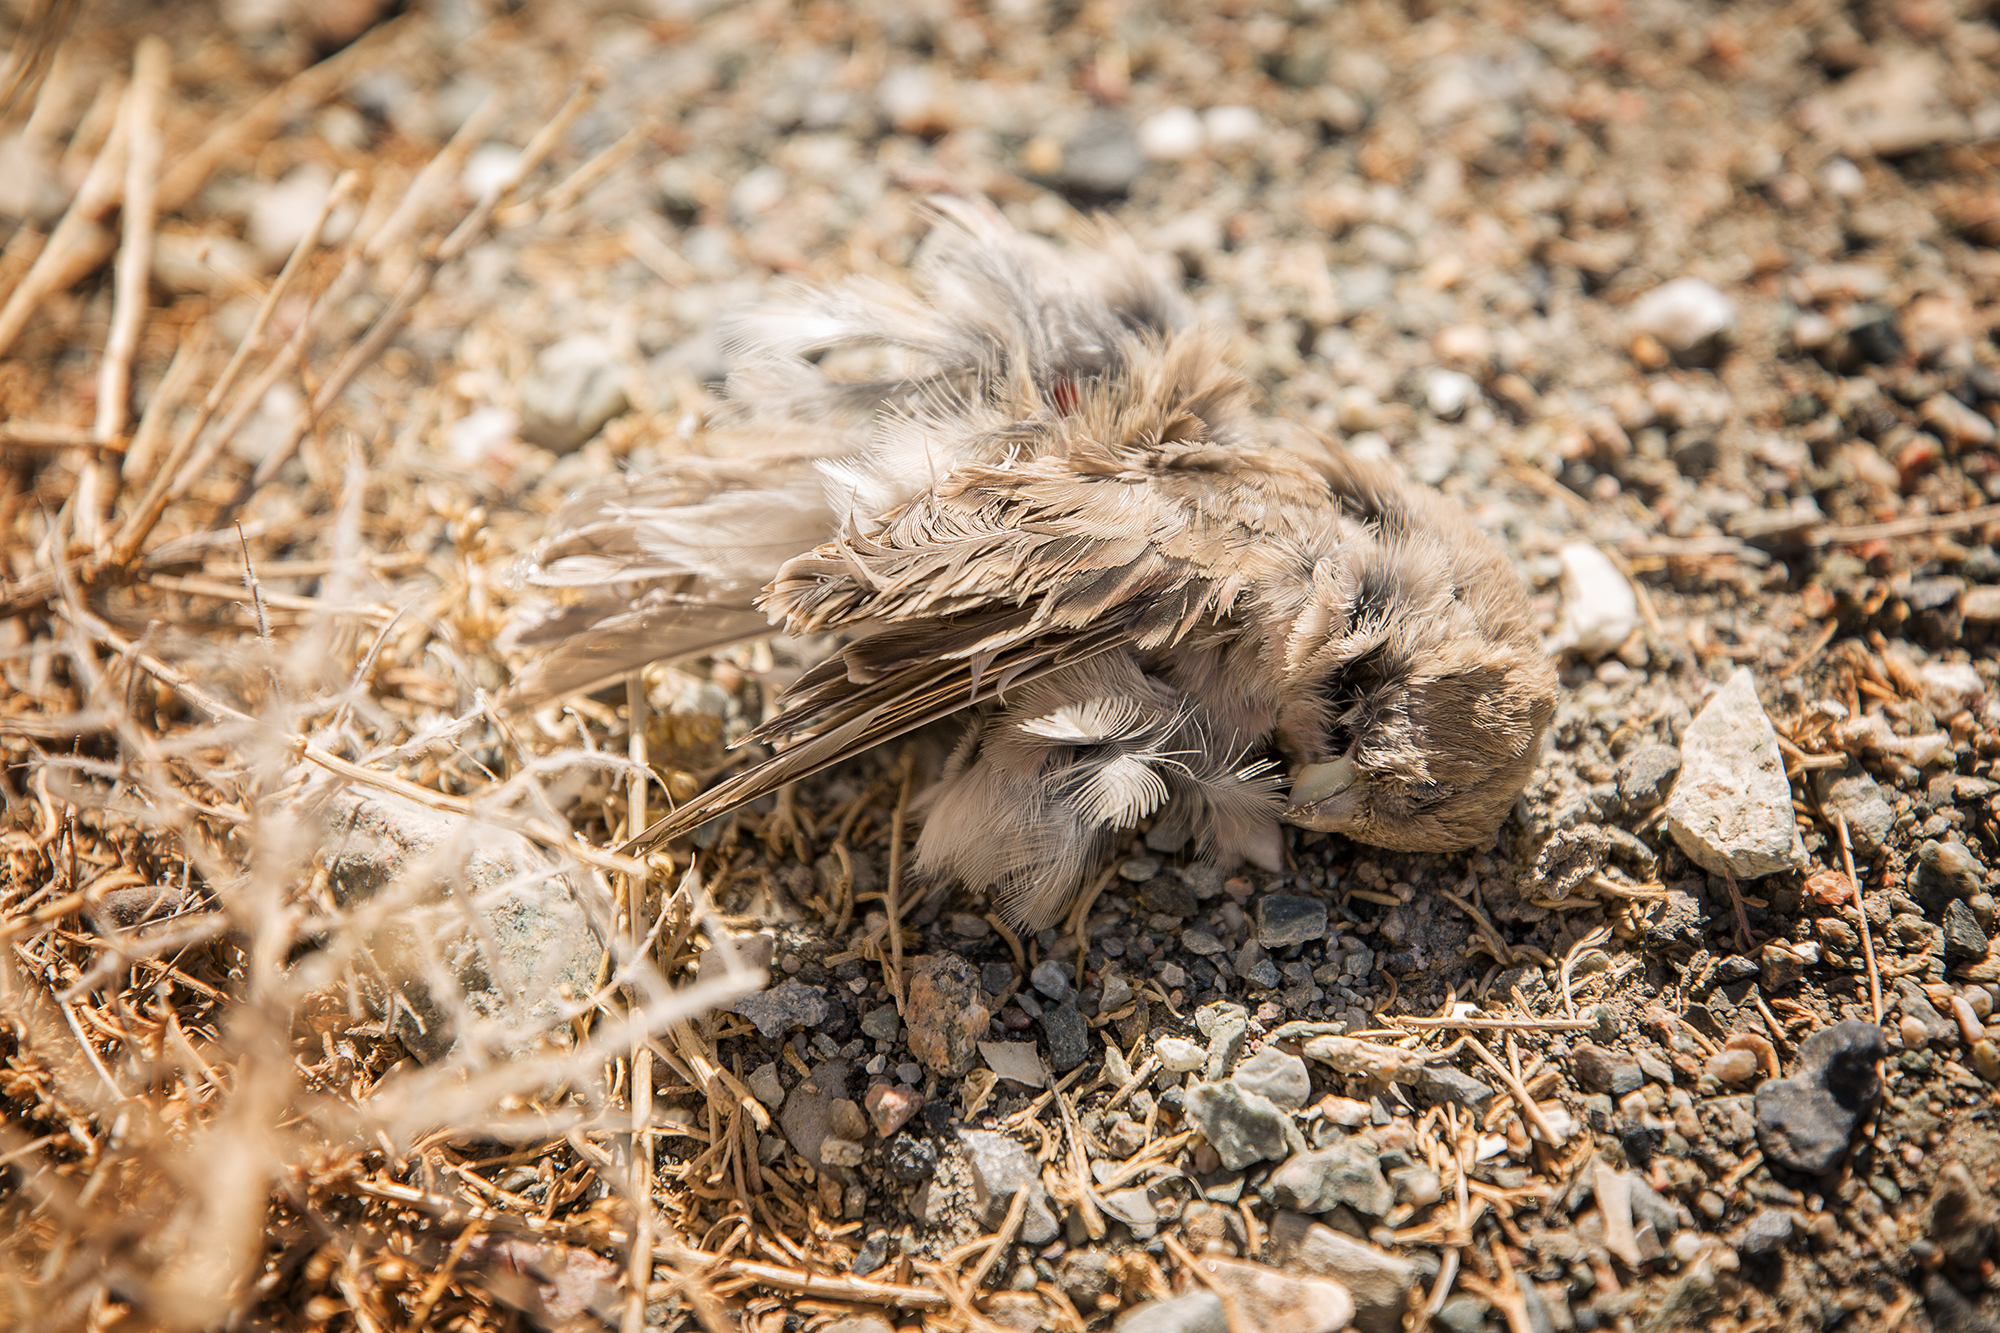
[1412,1064,1496,1112]
[1041,1003,1090,1073]
[1059,111,1145,196]
[732,981,830,1040]
[1754,1019,1887,1175]
[1141,877,1198,917]
[1185,1080,1295,1171]
[959,1129,1059,1244]
[1944,899,1992,970]
[1257,895,1329,947]
[1618,745,1683,812]
[1031,957,1073,1002]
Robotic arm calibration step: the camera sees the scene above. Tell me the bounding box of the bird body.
[505,201,1558,927]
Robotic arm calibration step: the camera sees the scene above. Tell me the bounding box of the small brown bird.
[504,201,1557,927]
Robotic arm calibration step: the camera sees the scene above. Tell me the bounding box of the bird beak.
[1287,755,1357,807]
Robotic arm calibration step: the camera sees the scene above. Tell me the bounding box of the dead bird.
[503,200,1557,928]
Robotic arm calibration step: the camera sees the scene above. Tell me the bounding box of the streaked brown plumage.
[504,200,1558,927]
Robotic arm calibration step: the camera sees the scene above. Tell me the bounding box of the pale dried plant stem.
[884,750,913,1008]
[624,672,655,1333]
[0,74,127,358]
[88,36,168,458]
[116,332,207,492]
[1836,813,1882,1024]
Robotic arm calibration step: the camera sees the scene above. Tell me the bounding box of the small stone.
[1266,1213,1417,1333]
[979,961,1015,993]
[1232,1045,1311,1111]
[729,981,830,1040]
[1031,958,1073,1002]
[1247,959,1283,989]
[518,334,630,452]
[881,1135,937,1185]
[1706,1049,1761,1085]
[1754,1019,1887,1175]
[1665,669,1810,878]
[1423,367,1477,419]
[1411,1065,1496,1113]
[1186,1257,1353,1333]
[1100,974,1135,1012]
[1185,1081,1295,1171]
[864,1083,921,1137]
[950,913,992,939]
[819,1137,864,1167]
[1762,943,1813,993]
[1059,111,1145,196]
[779,1060,851,1168]
[1137,106,1205,161]
[1436,1295,1489,1333]
[1920,660,1986,716]
[1921,393,1997,447]
[1156,1036,1206,1072]
[1390,1166,1443,1207]
[1042,1003,1090,1072]
[1183,928,1225,956]
[1141,877,1197,915]
[1202,106,1262,146]
[1112,1291,1225,1333]
[1120,855,1163,882]
[1572,1044,1627,1094]
[248,163,338,267]
[1812,766,1895,857]
[1944,899,1992,970]
[1912,841,1985,915]
[1553,544,1640,659]
[748,1062,784,1109]
[860,1004,902,1042]
[1257,895,1329,948]
[1618,746,1683,812]
[829,1098,869,1142]
[1738,1208,1794,1256]
[905,955,992,1078]
[1629,277,1737,354]
[959,1129,1059,1244]
[1261,1138,1393,1216]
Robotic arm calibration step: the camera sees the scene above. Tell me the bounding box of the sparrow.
[503,200,1558,928]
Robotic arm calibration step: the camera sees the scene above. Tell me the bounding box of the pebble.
[1266,1213,1417,1333]
[1617,745,1682,812]
[959,1129,1059,1244]
[1811,766,1895,856]
[1041,1003,1091,1072]
[980,1041,1046,1088]
[1112,1291,1224,1333]
[1706,1048,1761,1085]
[1573,1045,1645,1096]
[1202,106,1262,146]
[1232,1045,1311,1111]
[1184,1081,1296,1171]
[904,954,992,1078]
[1138,106,1205,161]
[1186,1256,1353,1333]
[1156,1036,1206,1072]
[1664,668,1810,878]
[778,1059,850,1169]
[729,981,830,1040]
[1422,367,1478,419]
[1031,957,1073,1002]
[1553,544,1640,659]
[248,163,340,268]
[1435,1295,1489,1333]
[1256,894,1329,947]
[860,1004,901,1042]
[819,1136,864,1167]
[1120,855,1164,883]
[1183,928,1225,956]
[1629,277,1737,353]
[748,1062,784,1108]
[1754,1019,1887,1175]
[1060,111,1145,196]
[1260,1138,1393,1216]
[1919,660,1985,715]
[1943,899,1992,970]
[1912,841,1985,915]
[864,1083,921,1137]
[1412,1065,1497,1113]
[1921,393,1997,447]
[1738,1208,1794,1256]
[518,334,630,452]
[881,1135,936,1185]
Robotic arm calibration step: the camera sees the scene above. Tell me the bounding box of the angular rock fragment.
[1665,669,1809,878]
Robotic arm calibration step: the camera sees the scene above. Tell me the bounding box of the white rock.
[1155,1035,1206,1072]
[1203,105,1261,145]
[1138,106,1205,161]
[445,406,520,466]
[1552,544,1640,659]
[462,142,522,200]
[1232,1045,1311,1111]
[979,1040,1047,1088]
[1422,367,1477,419]
[1919,661,1985,716]
[1822,157,1865,197]
[1665,669,1810,879]
[247,163,337,268]
[1629,277,1737,352]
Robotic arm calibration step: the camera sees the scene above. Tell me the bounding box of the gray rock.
[518,334,630,452]
[1141,877,1197,916]
[1182,928,1225,956]
[1761,943,1811,993]
[1896,979,1953,1044]
[1618,745,1683,812]
[1571,1044,1642,1096]
[1738,1208,1794,1256]
[1232,1045,1311,1111]
[780,1061,851,1169]
[1041,1003,1090,1073]
[1257,895,1330,947]
[748,1062,784,1108]
[1436,1295,1489,1333]
[1267,1211,1417,1333]
[1059,111,1145,196]
[1911,841,1983,916]
[1112,1291,1226,1333]
[1185,1080,1295,1171]
[1665,669,1809,878]
[1261,1138,1394,1217]
[1812,766,1895,856]
[1754,1019,1887,1174]
[1630,277,1737,353]
[1411,1065,1496,1113]
[959,1129,1059,1244]
[1031,957,1073,1002]
[1120,854,1164,881]
[731,981,830,1039]
[1247,959,1283,989]
[1943,899,1992,970]
[317,786,604,1062]
[860,1003,902,1042]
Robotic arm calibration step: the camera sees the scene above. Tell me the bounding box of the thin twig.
[1836,813,1882,1025]
[884,750,914,1008]
[0,71,127,358]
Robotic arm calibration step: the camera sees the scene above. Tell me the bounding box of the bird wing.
[621,422,1330,854]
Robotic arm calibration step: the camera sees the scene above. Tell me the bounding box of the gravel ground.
[4,1,2000,1330]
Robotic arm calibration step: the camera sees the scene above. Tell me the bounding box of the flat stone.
[1185,1081,1295,1171]
[1553,543,1640,658]
[1260,1137,1394,1217]
[518,334,630,452]
[864,1083,921,1137]
[1618,745,1683,812]
[779,1060,851,1169]
[1232,1045,1311,1111]
[1411,1064,1496,1113]
[1572,1044,1644,1096]
[1811,766,1895,857]
[730,981,830,1040]
[1665,669,1809,878]
[1944,899,1992,970]
[1059,111,1145,196]
[1754,1020,1887,1175]
[959,1129,1059,1244]
[905,954,992,1077]
[1156,1036,1206,1072]
[1030,958,1073,1002]
[1041,1003,1090,1073]
[748,1062,784,1109]
[1965,586,2000,624]
[1112,1291,1225,1333]
[860,1003,902,1042]
[1257,895,1330,948]
[1187,1257,1354,1333]
[1267,1212,1417,1333]
[1182,928,1225,956]
[316,786,604,1063]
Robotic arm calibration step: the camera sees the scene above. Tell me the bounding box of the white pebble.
[1552,543,1640,659]
[247,164,337,268]
[462,142,522,200]
[1920,660,1985,715]
[445,406,520,466]
[1138,107,1206,160]
[1822,157,1864,197]
[1422,367,1477,419]
[1155,1035,1206,1073]
[1629,277,1737,351]
[1202,105,1261,145]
